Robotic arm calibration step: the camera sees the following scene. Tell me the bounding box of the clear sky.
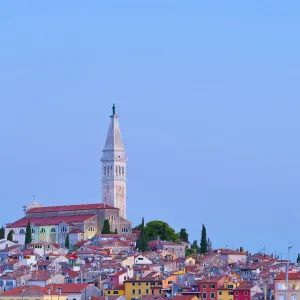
[1,1,299,260]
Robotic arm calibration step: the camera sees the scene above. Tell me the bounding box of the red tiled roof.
[45,284,89,294]
[0,285,59,296]
[27,203,118,213]
[173,296,198,300]
[274,272,300,280]
[234,283,254,290]
[7,215,96,228]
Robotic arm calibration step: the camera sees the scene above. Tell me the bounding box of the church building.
[6,105,132,246]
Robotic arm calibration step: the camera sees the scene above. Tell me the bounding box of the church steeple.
[101,105,127,219]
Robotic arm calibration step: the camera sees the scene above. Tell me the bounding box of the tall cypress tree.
[161,223,167,241]
[25,221,32,245]
[297,254,300,264]
[137,217,148,252]
[65,234,70,249]
[200,224,208,254]
[101,219,111,234]
[0,227,5,239]
[7,230,13,242]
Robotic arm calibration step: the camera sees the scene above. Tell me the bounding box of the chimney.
[240,247,244,253]
[47,288,51,295]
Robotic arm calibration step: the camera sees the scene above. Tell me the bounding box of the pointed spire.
[103,105,125,151]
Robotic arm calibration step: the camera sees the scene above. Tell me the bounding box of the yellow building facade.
[218,279,239,300]
[124,278,163,300]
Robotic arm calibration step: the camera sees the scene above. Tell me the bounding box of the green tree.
[145,220,177,241]
[191,240,199,253]
[101,219,110,234]
[297,253,300,264]
[7,230,13,242]
[136,217,149,252]
[25,221,32,245]
[161,223,168,240]
[185,248,194,257]
[200,224,208,254]
[0,226,5,239]
[65,234,70,249]
[179,228,189,243]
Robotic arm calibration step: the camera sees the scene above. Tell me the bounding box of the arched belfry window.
[122,167,124,175]
[104,167,106,176]
[116,166,118,175]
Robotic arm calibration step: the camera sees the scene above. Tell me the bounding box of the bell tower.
[101,104,127,219]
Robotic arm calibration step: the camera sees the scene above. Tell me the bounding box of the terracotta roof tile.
[27,203,118,213]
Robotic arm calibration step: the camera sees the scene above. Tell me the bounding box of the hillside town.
[0,232,299,300]
[1,107,298,300]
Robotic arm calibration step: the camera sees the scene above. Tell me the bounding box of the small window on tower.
[122,167,124,175]
[116,166,118,174]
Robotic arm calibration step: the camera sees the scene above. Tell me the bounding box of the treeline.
[134,218,212,256]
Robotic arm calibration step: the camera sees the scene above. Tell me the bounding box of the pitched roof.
[27,203,118,214]
[274,272,300,280]
[45,284,89,294]
[0,285,59,296]
[7,214,96,228]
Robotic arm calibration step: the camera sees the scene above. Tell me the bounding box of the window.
[203,284,207,289]
[50,227,56,233]
[40,228,46,233]
[228,285,234,289]
[146,289,149,294]
[61,227,67,232]
[244,291,248,296]
[235,292,239,296]
[132,289,135,295]
[88,227,95,232]
[19,229,25,234]
[113,291,118,295]
[211,292,215,299]
[229,292,234,296]
[138,289,141,295]
[107,291,111,295]
[146,282,149,286]
[219,292,222,296]
[158,282,162,286]
[202,292,207,299]
[31,228,35,234]
[210,284,215,289]
[132,283,135,286]
[122,167,124,175]
[159,289,162,294]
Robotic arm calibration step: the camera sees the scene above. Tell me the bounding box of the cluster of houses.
[0,235,298,300]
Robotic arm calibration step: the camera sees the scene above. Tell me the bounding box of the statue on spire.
[112,103,116,115]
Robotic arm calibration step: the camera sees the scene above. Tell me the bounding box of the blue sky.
[0,1,299,259]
